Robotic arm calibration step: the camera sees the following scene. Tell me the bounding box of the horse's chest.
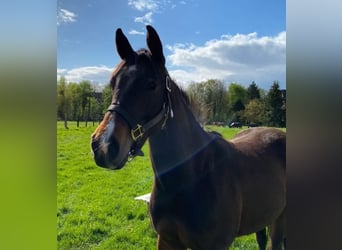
[149,188,227,237]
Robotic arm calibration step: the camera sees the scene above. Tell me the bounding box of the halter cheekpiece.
[107,75,174,158]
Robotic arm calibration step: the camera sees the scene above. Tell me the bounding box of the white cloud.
[57,33,285,91]
[128,29,145,35]
[57,8,77,26]
[134,11,153,24]
[57,68,68,75]
[57,65,113,85]
[167,31,286,89]
[128,0,158,11]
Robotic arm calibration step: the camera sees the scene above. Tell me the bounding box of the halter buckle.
[131,124,144,141]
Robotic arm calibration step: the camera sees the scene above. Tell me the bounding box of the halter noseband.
[106,75,173,157]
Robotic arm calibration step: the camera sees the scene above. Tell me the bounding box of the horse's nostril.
[91,139,100,152]
[107,139,120,159]
[94,154,107,167]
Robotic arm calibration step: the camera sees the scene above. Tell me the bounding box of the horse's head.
[91,25,171,170]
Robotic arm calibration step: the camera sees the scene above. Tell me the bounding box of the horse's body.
[148,87,286,250]
[91,25,286,250]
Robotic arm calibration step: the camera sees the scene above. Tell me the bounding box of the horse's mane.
[169,78,190,106]
[178,85,191,106]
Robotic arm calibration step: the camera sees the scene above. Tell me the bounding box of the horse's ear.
[115,28,135,60]
[146,25,165,65]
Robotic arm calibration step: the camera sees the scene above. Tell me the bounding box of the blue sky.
[57,0,286,90]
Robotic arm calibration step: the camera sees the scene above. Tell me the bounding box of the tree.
[88,96,102,126]
[243,99,266,125]
[57,76,72,129]
[247,81,261,100]
[78,81,93,126]
[187,81,210,124]
[266,81,285,127]
[227,83,247,122]
[102,84,112,114]
[203,79,228,123]
[187,79,228,124]
[67,82,82,126]
[228,83,247,105]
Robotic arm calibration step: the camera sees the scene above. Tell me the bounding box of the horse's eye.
[146,81,157,90]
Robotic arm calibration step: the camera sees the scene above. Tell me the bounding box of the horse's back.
[231,127,285,164]
[231,127,285,149]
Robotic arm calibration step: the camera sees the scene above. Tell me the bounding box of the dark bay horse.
[91,25,286,250]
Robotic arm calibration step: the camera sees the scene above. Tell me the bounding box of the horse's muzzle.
[91,137,127,170]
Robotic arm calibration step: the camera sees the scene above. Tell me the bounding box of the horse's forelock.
[137,48,151,56]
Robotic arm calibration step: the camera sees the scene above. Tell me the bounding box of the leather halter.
[107,75,173,157]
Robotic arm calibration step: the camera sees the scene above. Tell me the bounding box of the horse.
[91,25,286,250]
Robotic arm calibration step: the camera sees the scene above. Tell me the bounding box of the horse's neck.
[148,89,211,189]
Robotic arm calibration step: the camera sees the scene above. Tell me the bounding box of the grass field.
[57,122,284,249]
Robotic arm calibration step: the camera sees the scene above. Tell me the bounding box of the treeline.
[57,77,285,129]
[57,76,112,129]
[187,79,286,127]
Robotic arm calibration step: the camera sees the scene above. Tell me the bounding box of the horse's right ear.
[115,28,135,60]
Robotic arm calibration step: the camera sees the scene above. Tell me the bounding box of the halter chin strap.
[107,75,173,157]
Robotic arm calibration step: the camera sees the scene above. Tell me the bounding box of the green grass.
[58,122,284,249]
[57,122,156,249]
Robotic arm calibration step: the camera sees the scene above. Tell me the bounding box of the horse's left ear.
[146,25,165,65]
[116,28,135,60]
